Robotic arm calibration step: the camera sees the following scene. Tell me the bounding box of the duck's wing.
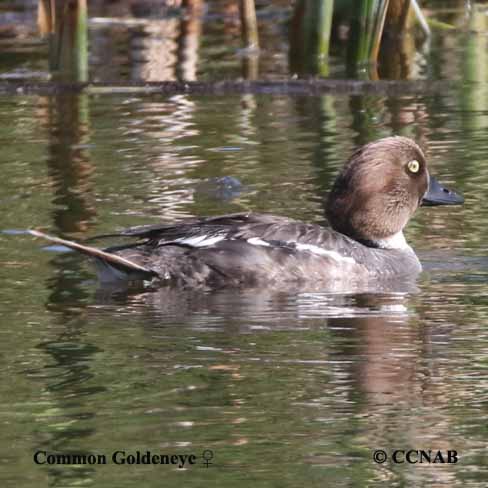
[88,212,295,243]
[28,214,297,284]
[104,212,338,254]
[30,215,348,286]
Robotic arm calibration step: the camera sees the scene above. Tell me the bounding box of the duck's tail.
[29,230,159,283]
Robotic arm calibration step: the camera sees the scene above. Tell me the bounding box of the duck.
[30,136,463,290]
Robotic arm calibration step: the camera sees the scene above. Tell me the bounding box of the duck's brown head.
[325,136,463,248]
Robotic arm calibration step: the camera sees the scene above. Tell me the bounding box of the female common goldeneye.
[30,136,463,289]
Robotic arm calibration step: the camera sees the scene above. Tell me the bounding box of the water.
[2,2,488,487]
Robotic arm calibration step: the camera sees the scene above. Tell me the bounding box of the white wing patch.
[174,233,356,264]
[247,237,271,247]
[175,234,225,247]
[294,243,356,264]
[246,237,356,264]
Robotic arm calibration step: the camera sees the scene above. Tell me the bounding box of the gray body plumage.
[92,212,421,289]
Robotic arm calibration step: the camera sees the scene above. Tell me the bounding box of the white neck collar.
[374,231,411,250]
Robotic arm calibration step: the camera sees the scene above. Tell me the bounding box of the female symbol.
[201,449,214,467]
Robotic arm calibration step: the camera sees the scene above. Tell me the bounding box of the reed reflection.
[178,0,204,81]
[38,0,88,81]
[38,94,94,234]
[89,0,204,82]
[34,93,95,314]
[26,330,103,487]
[30,95,100,483]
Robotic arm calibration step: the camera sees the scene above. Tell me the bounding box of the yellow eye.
[407,160,420,173]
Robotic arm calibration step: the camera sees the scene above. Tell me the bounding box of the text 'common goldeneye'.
[30,136,463,290]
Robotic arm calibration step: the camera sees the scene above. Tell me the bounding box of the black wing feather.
[88,212,295,243]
